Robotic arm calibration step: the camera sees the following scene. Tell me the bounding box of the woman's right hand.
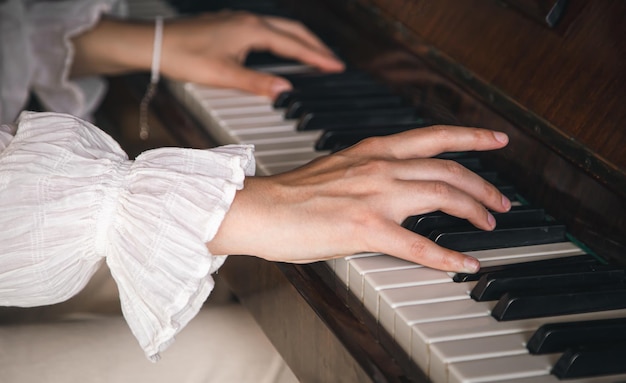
[207,125,512,274]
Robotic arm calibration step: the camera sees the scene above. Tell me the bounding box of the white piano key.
[484,373,626,383]
[187,85,252,99]
[220,113,286,126]
[232,131,321,145]
[363,267,453,321]
[368,242,585,331]
[347,255,420,300]
[211,104,276,116]
[228,122,297,135]
[410,309,626,374]
[429,331,534,383]
[334,253,380,287]
[379,282,475,336]
[376,242,585,333]
[395,300,494,356]
[251,137,321,152]
[203,96,272,109]
[448,353,559,383]
[464,242,585,263]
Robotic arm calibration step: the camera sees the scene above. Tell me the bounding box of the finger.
[393,159,511,213]
[368,222,480,273]
[354,125,509,160]
[209,61,293,98]
[397,180,498,231]
[254,25,345,72]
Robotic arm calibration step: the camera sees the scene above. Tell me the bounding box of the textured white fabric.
[0,0,126,124]
[0,111,256,361]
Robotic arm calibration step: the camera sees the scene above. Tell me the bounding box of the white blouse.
[0,0,129,124]
[0,112,256,361]
[0,0,257,362]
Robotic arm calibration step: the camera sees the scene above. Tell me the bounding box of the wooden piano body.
[111,0,626,381]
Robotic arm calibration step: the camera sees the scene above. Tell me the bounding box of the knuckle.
[439,253,457,270]
[409,238,429,258]
[360,158,389,174]
[429,125,453,141]
[235,11,262,25]
[472,128,489,144]
[442,159,465,178]
[355,136,383,152]
[432,180,452,199]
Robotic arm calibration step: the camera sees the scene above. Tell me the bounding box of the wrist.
[71,18,154,77]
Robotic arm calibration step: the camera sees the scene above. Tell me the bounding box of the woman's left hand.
[71,11,344,99]
[159,11,344,98]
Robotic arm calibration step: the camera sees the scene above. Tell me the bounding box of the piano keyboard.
[127,2,626,382]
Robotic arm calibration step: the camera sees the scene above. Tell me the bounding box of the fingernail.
[502,195,511,210]
[464,256,480,274]
[271,78,292,97]
[493,131,508,144]
[487,212,496,229]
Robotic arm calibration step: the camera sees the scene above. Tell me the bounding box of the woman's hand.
[207,126,512,274]
[71,11,344,99]
[160,11,344,98]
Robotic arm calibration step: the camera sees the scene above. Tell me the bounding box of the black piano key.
[282,71,372,87]
[314,124,431,151]
[552,343,626,379]
[285,95,405,119]
[406,206,547,236]
[429,222,568,252]
[298,107,424,131]
[453,254,599,283]
[274,85,392,108]
[528,318,626,354]
[244,52,302,69]
[471,263,625,301]
[491,286,626,321]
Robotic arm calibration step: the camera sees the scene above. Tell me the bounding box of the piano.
[113,0,626,382]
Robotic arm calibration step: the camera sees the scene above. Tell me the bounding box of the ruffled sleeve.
[0,111,255,361]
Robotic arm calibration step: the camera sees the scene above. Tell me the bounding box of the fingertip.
[312,54,345,73]
[501,194,512,211]
[492,131,509,145]
[327,57,346,71]
[270,77,292,98]
[463,255,480,274]
[487,211,496,229]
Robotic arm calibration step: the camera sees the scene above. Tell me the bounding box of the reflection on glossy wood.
[347,0,626,184]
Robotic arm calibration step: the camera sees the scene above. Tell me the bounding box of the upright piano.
[117,0,626,382]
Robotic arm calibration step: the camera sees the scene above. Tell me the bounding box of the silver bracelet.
[139,16,163,140]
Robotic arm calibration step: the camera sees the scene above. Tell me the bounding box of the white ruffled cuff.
[106,146,255,361]
[0,111,255,361]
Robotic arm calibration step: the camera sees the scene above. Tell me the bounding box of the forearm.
[70,17,154,78]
